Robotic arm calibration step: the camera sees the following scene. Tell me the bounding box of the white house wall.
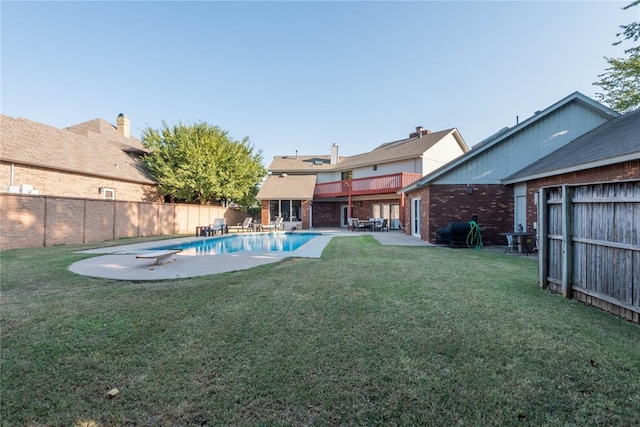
[434,102,613,184]
[422,133,466,175]
[315,171,341,184]
[352,158,420,179]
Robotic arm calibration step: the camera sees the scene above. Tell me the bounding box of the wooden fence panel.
[539,181,640,322]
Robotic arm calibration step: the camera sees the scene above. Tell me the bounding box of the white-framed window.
[101,187,115,200]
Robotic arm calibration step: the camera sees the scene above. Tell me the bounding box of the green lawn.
[2,235,639,426]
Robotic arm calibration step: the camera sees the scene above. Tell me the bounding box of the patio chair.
[227,217,253,233]
[352,218,366,231]
[263,217,284,231]
[504,233,516,253]
[274,216,284,231]
[377,219,389,232]
[372,218,385,231]
[209,218,227,235]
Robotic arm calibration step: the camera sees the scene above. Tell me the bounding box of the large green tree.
[141,121,266,206]
[594,1,640,112]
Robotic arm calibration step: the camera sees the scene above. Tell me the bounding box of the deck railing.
[313,172,422,198]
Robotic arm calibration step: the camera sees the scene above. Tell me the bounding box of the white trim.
[101,187,115,200]
[411,197,421,238]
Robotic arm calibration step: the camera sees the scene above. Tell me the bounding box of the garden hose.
[466,220,483,249]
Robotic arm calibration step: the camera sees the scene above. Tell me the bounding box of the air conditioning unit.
[5,186,20,193]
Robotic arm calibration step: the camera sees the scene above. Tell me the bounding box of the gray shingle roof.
[503,108,640,183]
[337,129,458,170]
[268,155,339,173]
[0,114,155,184]
[256,174,317,200]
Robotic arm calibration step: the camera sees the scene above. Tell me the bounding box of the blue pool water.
[151,232,320,256]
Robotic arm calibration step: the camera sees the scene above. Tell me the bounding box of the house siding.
[352,158,421,178]
[435,102,613,185]
[422,133,466,173]
[0,162,161,202]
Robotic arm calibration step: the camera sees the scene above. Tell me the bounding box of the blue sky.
[1,1,635,166]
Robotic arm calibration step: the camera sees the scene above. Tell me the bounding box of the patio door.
[514,184,527,231]
[411,198,421,237]
[341,205,350,228]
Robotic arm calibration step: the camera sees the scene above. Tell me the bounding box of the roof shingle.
[267,128,463,173]
[256,174,317,200]
[0,114,154,184]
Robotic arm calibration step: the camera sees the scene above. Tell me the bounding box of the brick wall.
[260,200,269,225]
[404,184,513,245]
[401,162,640,246]
[0,162,162,202]
[0,194,245,251]
[312,202,341,227]
[301,200,311,229]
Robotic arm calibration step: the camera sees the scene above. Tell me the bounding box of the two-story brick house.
[0,113,161,202]
[257,126,469,230]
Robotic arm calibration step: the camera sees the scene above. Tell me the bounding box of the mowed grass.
[1,235,639,426]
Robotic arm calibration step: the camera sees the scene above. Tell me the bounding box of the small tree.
[141,121,266,206]
[594,1,640,112]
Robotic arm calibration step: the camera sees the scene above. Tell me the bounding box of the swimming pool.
[150,232,320,256]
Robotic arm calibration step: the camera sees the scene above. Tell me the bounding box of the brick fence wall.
[0,194,245,251]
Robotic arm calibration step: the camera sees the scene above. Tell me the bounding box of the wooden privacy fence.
[538,181,640,323]
[0,194,246,251]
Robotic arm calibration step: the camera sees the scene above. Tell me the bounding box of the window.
[269,200,279,221]
[101,187,115,200]
[341,171,352,181]
[373,165,377,171]
[269,199,303,221]
[292,200,302,221]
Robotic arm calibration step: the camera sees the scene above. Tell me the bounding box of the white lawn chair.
[263,217,284,231]
[209,218,227,235]
[227,217,253,233]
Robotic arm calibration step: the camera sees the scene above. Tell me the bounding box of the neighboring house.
[257,126,469,230]
[399,92,620,245]
[0,113,161,202]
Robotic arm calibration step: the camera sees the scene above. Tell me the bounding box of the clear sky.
[1,1,635,167]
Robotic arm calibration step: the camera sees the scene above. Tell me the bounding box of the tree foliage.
[141,121,266,206]
[594,1,640,113]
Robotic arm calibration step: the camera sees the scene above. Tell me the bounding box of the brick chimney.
[116,113,130,138]
[330,143,339,164]
[409,126,431,138]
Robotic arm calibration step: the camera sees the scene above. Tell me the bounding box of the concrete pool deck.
[69,229,435,280]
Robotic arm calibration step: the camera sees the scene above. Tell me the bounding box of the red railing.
[313,172,422,198]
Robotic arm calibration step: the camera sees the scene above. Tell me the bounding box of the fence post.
[538,188,548,289]
[561,185,573,299]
